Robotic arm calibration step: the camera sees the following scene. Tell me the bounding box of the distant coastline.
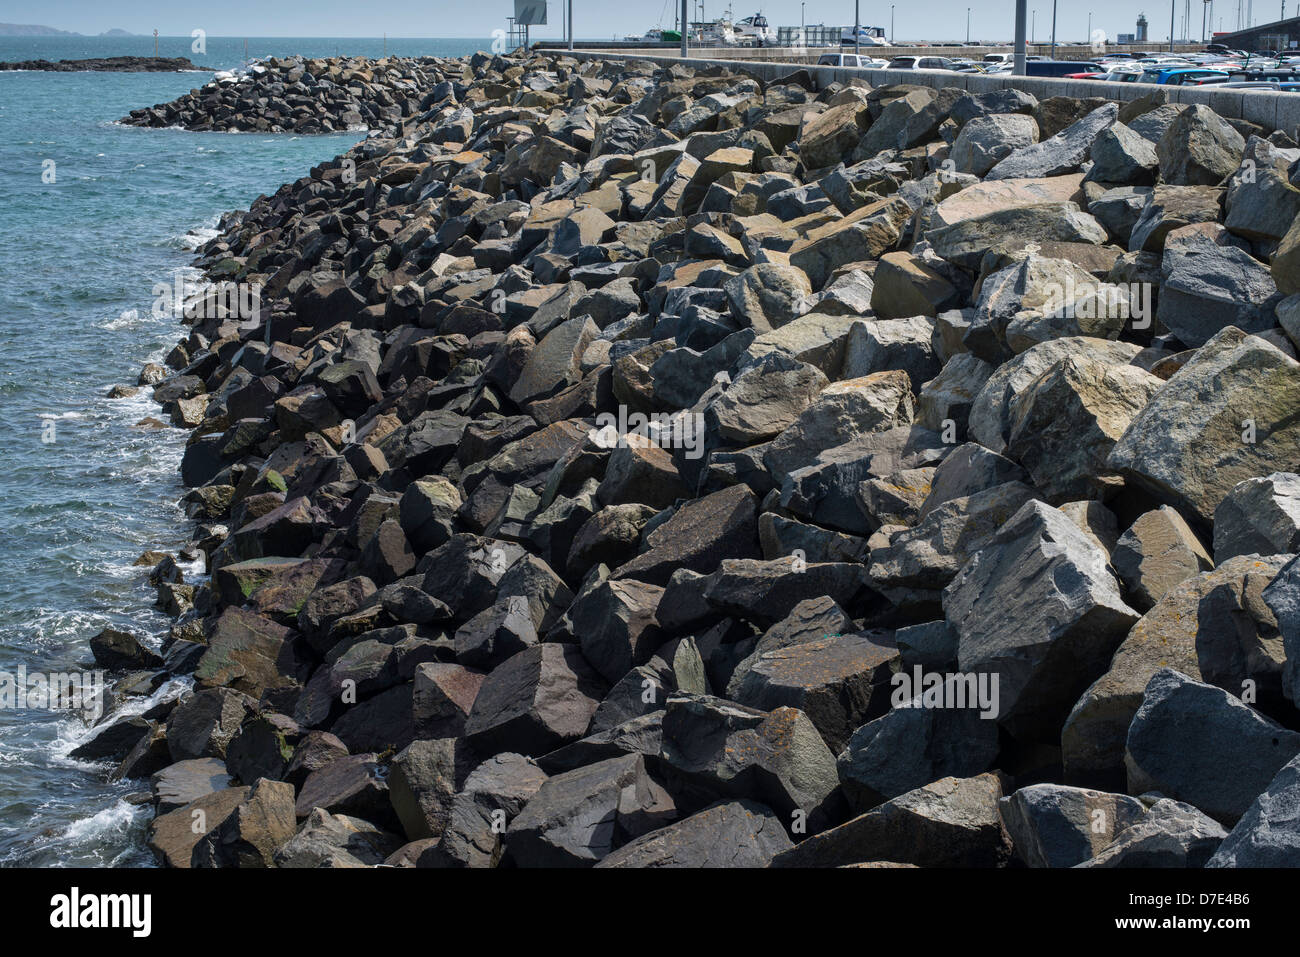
[0,23,137,37]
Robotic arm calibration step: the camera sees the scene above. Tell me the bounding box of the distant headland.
[0,23,138,37]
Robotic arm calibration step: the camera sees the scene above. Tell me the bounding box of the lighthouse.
[1136,13,1149,41]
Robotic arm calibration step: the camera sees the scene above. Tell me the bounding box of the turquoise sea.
[0,35,485,866]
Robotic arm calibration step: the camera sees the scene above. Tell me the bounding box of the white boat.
[732,13,777,45]
[624,28,665,42]
[841,26,890,47]
[699,19,739,45]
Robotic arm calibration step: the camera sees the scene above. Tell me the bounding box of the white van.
[817,52,888,68]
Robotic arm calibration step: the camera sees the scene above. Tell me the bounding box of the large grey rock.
[1080,799,1227,868]
[1108,327,1300,524]
[1156,241,1280,347]
[595,799,793,868]
[777,424,946,536]
[841,316,940,391]
[837,699,1000,812]
[986,104,1117,180]
[928,203,1108,271]
[868,480,1039,598]
[856,89,935,157]
[417,752,547,868]
[1263,553,1300,707]
[1006,355,1163,503]
[387,738,462,842]
[1088,186,1153,244]
[915,353,994,434]
[659,693,839,828]
[723,263,813,333]
[570,577,665,684]
[763,373,916,484]
[191,778,297,869]
[273,808,402,868]
[968,337,1141,454]
[611,484,760,586]
[703,353,828,446]
[1064,554,1290,790]
[1213,472,1300,562]
[965,255,1109,364]
[1112,506,1214,612]
[1207,753,1300,866]
[1126,668,1300,824]
[1157,104,1245,187]
[1226,166,1300,243]
[509,316,600,404]
[771,773,1012,867]
[943,499,1140,741]
[999,784,1148,868]
[951,113,1040,177]
[1086,121,1158,185]
[505,753,675,867]
[151,758,233,814]
[1128,184,1224,252]
[463,644,607,757]
[729,632,898,753]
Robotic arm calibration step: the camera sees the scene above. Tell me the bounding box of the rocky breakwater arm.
[91,52,1300,868]
[119,54,446,134]
[0,55,198,71]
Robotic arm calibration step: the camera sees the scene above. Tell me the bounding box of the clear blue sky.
[0,0,1280,42]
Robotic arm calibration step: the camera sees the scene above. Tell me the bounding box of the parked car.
[1211,79,1300,90]
[1024,59,1102,77]
[816,52,888,68]
[1138,67,1230,84]
[886,55,955,70]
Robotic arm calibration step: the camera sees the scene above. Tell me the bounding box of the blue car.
[1138,67,1230,84]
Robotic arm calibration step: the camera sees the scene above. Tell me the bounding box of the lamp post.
[967,7,971,42]
[681,0,688,55]
[568,0,573,50]
[855,0,861,55]
[1015,0,1028,74]
[891,4,895,42]
[1051,0,1058,57]
[1171,0,1177,50]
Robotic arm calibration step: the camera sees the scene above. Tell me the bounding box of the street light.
[855,0,861,55]
[1015,0,1028,74]
[568,0,573,50]
[1170,0,1176,51]
[967,7,971,43]
[891,4,895,42]
[1051,0,1058,57]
